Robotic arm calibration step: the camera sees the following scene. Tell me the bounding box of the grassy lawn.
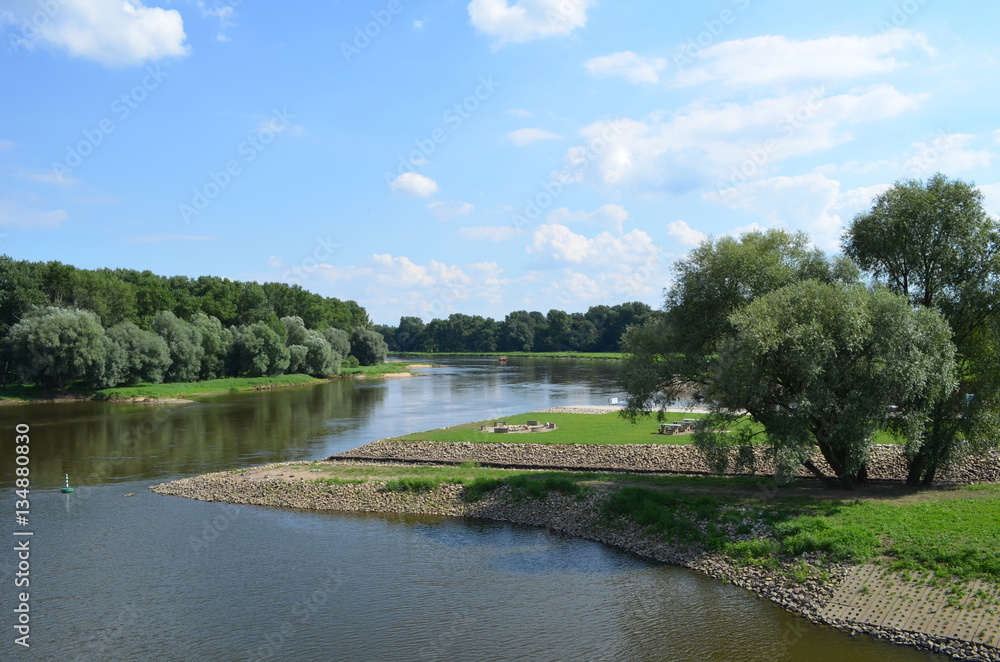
[391,351,625,360]
[339,363,419,377]
[393,410,711,445]
[300,459,1000,581]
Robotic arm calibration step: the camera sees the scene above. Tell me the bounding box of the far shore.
[0,363,433,405]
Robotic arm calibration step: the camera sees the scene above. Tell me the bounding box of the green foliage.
[844,173,1000,485]
[620,229,856,422]
[105,322,171,386]
[190,312,230,380]
[5,306,106,391]
[381,477,462,493]
[322,327,351,359]
[350,327,388,366]
[228,322,290,377]
[701,281,957,488]
[151,311,204,382]
[287,344,309,374]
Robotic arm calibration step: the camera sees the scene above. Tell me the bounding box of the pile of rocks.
[333,440,1000,484]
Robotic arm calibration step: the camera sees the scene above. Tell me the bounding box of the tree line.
[374,302,658,353]
[0,257,370,335]
[0,259,388,390]
[621,173,1000,488]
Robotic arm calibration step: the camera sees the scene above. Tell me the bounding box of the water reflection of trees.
[0,381,386,488]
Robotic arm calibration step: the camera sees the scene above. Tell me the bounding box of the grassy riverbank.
[391,410,904,446]
[1,364,424,404]
[391,351,625,360]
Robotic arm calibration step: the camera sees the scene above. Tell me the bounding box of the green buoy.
[61,474,74,493]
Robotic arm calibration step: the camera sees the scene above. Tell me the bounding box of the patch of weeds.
[381,477,463,493]
[314,477,366,486]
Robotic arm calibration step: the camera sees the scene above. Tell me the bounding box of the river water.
[0,359,945,661]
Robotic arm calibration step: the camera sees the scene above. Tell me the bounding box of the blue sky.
[2,0,1000,324]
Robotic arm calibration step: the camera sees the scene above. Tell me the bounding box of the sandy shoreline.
[152,460,1000,661]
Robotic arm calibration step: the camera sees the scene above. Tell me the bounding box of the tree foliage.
[4,306,106,391]
[151,311,204,383]
[843,173,1000,484]
[697,281,957,489]
[350,327,388,366]
[620,229,857,422]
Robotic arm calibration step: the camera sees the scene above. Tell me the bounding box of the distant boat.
[61,474,74,493]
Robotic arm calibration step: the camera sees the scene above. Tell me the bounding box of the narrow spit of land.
[0,363,433,404]
[152,406,1000,661]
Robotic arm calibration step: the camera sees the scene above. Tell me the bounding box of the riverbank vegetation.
[391,351,626,360]
[0,260,393,397]
[279,459,1000,583]
[621,173,1000,489]
[374,302,657,354]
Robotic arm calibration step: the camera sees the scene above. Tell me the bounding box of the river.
[0,359,945,661]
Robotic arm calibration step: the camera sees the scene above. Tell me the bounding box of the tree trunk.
[813,435,856,489]
[801,459,840,488]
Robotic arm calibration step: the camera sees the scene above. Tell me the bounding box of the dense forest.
[374,302,658,353]
[0,256,380,390]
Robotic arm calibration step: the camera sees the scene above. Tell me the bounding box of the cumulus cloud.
[902,133,993,176]
[468,0,594,44]
[427,200,474,221]
[704,172,889,251]
[528,223,659,266]
[24,0,189,67]
[390,172,440,197]
[585,51,668,84]
[666,220,707,247]
[508,128,564,146]
[562,85,926,194]
[675,29,934,87]
[314,253,508,320]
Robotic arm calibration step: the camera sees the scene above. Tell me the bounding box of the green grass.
[0,380,94,401]
[394,411,710,445]
[293,460,1000,580]
[338,363,418,377]
[391,351,625,360]
[93,374,324,400]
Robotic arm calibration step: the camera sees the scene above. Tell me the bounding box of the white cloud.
[666,220,706,247]
[29,0,189,67]
[704,172,888,251]
[267,256,283,267]
[528,224,659,266]
[508,128,564,146]
[427,200,474,221]
[123,234,216,243]
[675,29,933,87]
[564,85,926,194]
[506,108,533,118]
[313,253,508,319]
[0,197,68,228]
[468,0,594,44]
[547,204,629,233]
[413,19,425,29]
[390,172,440,197]
[902,133,993,176]
[459,226,521,242]
[544,266,662,308]
[584,51,668,84]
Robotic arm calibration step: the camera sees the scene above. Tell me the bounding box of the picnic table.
[658,423,683,435]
